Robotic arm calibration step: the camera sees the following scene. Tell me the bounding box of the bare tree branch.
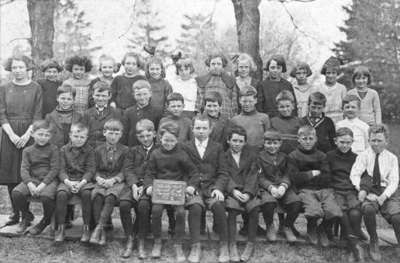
[0,0,15,7]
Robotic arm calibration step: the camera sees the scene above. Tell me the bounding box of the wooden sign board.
[152,179,187,205]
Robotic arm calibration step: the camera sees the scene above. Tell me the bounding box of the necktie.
[372,153,381,187]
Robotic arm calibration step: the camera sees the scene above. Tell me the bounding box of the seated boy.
[289,125,342,247]
[300,92,336,153]
[54,122,95,243]
[144,122,199,262]
[270,90,301,154]
[224,125,261,262]
[12,120,59,235]
[158,92,191,142]
[327,127,364,261]
[83,81,122,149]
[350,124,400,260]
[258,129,302,243]
[89,119,130,246]
[336,95,369,155]
[182,115,229,263]
[203,91,231,150]
[119,119,157,259]
[123,80,163,146]
[231,85,270,151]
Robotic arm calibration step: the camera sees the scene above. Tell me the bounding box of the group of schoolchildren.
[0,50,399,263]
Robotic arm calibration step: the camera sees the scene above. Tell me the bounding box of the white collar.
[195,138,209,147]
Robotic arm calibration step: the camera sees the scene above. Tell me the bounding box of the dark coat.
[46,109,83,148]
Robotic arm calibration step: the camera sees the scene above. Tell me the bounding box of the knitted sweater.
[271,115,301,154]
[314,82,347,123]
[148,78,173,113]
[326,148,357,191]
[300,114,336,153]
[347,88,382,125]
[159,114,192,142]
[111,75,146,110]
[289,147,330,191]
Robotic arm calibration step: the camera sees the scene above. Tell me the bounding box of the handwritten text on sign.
[152,179,187,205]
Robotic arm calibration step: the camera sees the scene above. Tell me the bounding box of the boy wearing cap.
[258,129,302,243]
[230,85,270,151]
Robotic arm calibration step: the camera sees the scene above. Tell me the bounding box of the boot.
[16,218,29,234]
[369,241,382,261]
[307,220,318,245]
[29,219,49,235]
[54,224,65,242]
[317,224,329,247]
[266,223,277,242]
[283,226,297,243]
[99,227,106,246]
[152,238,162,258]
[174,243,186,262]
[80,224,90,243]
[138,239,146,259]
[241,241,255,262]
[121,235,134,258]
[218,241,230,263]
[229,242,239,262]
[4,212,20,226]
[89,224,103,244]
[188,242,201,263]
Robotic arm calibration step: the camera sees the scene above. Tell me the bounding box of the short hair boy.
[258,129,302,243]
[271,90,301,154]
[123,80,163,146]
[158,92,191,142]
[350,124,400,260]
[326,127,364,261]
[231,85,270,150]
[289,125,342,247]
[54,122,95,243]
[300,92,336,153]
[336,94,369,154]
[89,119,130,246]
[83,81,122,148]
[11,120,59,235]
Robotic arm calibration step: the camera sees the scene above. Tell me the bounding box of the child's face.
[72,64,85,80]
[167,100,184,117]
[277,100,294,117]
[325,69,338,85]
[354,74,369,89]
[100,59,114,78]
[204,101,221,118]
[264,139,282,155]
[228,133,246,154]
[369,132,387,154]
[103,129,122,145]
[137,130,155,148]
[160,132,178,151]
[44,67,59,81]
[268,60,282,80]
[209,57,224,74]
[295,68,308,85]
[11,59,28,81]
[239,95,257,113]
[134,88,151,107]
[343,101,359,119]
[124,56,138,76]
[57,92,74,110]
[192,119,211,141]
[32,128,52,146]
[238,60,250,78]
[93,89,111,107]
[178,64,191,79]
[298,133,317,151]
[149,63,162,80]
[335,135,353,153]
[69,128,88,148]
[309,102,324,117]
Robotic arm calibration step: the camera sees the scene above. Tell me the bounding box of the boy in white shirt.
[336,94,369,154]
[350,124,400,260]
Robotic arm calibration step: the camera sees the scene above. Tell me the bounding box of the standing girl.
[169,54,198,118]
[0,55,42,226]
[290,62,314,118]
[234,53,259,93]
[63,55,93,115]
[346,66,382,125]
[145,56,173,113]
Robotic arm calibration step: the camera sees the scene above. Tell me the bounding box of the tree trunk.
[27,0,56,63]
[232,0,262,80]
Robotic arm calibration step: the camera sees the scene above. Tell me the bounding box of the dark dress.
[0,81,42,184]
